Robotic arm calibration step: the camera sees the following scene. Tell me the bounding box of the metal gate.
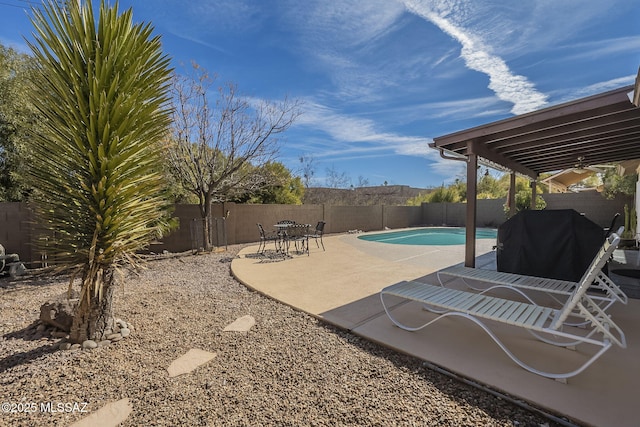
[189,215,228,251]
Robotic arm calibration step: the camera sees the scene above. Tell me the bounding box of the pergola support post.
[508,172,516,218]
[531,180,537,209]
[465,150,478,267]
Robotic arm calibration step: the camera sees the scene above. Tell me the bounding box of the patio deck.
[231,232,640,427]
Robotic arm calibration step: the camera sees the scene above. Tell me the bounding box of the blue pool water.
[357,227,497,246]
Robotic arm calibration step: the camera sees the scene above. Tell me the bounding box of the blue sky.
[1,0,639,189]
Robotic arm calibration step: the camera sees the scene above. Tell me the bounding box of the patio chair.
[256,223,280,254]
[603,212,621,238]
[436,227,627,326]
[306,221,325,252]
[380,232,626,382]
[285,223,310,255]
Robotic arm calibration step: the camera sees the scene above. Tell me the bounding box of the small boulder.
[59,342,72,350]
[82,340,98,349]
[39,299,78,332]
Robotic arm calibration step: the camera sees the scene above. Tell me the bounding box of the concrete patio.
[231,231,640,427]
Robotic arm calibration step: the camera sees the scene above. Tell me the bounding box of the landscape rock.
[39,299,78,332]
[82,340,98,349]
[223,315,256,332]
[106,333,122,341]
[0,244,552,427]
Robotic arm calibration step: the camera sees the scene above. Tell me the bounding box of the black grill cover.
[496,209,604,282]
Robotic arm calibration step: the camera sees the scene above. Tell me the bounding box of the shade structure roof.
[431,85,640,179]
[540,169,597,192]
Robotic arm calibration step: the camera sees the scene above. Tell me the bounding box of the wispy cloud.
[280,1,415,102]
[166,0,264,35]
[558,36,640,62]
[557,75,638,103]
[294,101,435,160]
[416,96,506,121]
[169,32,228,55]
[283,1,405,49]
[401,0,548,115]
[511,0,630,55]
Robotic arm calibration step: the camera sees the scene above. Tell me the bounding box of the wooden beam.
[633,67,640,107]
[468,140,537,179]
[433,86,634,148]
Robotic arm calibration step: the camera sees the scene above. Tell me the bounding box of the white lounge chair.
[436,231,627,327]
[380,233,625,381]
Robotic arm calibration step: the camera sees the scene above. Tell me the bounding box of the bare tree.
[298,154,316,188]
[356,175,370,188]
[325,165,351,189]
[168,63,302,250]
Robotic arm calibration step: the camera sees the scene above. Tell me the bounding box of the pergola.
[431,76,640,267]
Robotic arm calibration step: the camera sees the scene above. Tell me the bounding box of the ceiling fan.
[570,156,614,174]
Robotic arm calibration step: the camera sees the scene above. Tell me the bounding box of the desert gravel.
[0,244,559,426]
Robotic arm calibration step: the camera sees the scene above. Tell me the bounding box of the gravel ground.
[0,244,560,427]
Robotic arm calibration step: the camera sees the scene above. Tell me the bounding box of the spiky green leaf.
[25,0,173,272]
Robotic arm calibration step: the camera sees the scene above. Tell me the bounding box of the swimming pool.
[357,227,497,246]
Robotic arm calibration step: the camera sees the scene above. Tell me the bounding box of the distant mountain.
[303,185,433,206]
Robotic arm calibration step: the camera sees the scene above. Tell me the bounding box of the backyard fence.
[0,191,632,265]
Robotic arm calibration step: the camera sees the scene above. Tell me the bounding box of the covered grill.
[496,209,605,282]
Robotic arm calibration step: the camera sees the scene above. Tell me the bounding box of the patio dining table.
[273,222,311,256]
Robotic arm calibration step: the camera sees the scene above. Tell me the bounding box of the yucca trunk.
[70,267,116,343]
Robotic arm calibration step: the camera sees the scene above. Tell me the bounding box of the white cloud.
[559,36,640,62]
[402,0,548,115]
[278,1,415,102]
[294,101,435,161]
[430,157,467,181]
[554,75,638,104]
[283,1,405,49]
[512,0,631,54]
[175,0,264,34]
[419,96,505,120]
[170,33,228,55]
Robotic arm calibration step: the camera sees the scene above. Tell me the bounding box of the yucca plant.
[26,0,173,343]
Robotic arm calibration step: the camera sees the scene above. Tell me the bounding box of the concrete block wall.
[0,191,633,263]
[420,194,631,230]
[227,203,324,244]
[325,205,383,233]
[151,204,202,253]
[422,202,451,226]
[542,192,630,228]
[382,205,423,229]
[0,203,35,265]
